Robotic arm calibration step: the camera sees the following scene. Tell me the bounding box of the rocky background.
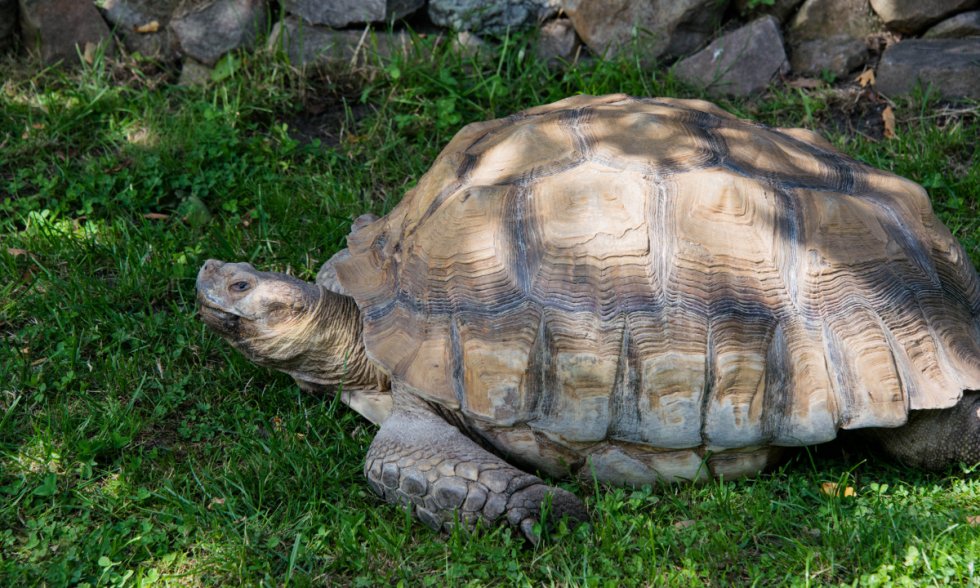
[1,0,979,99]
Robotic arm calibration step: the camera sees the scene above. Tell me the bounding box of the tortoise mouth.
[196,293,241,322]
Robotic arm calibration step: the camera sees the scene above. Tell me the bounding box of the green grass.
[2,31,980,587]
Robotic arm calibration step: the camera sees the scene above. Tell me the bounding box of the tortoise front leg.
[864,391,980,470]
[364,389,589,541]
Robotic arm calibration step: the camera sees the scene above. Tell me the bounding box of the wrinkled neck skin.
[249,286,388,394]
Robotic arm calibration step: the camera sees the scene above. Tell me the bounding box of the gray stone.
[18,0,113,65]
[284,0,382,27]
[284,0,424,27]
[387,0,426,21]
[563,0,730,61]
[875,39,980,99]
[268,16,415,68]
[790,35,868,78]
[1,0,18,53]
[178,58,212,86]
[100,0,181,61]
[869,0,978,34]
[735,0,805,22]
[535,17,581,66]
[674,16,790,97]
[923,10,980,38]
[787,0,880,44]
[429,0,557,35]
[170,0,269,66]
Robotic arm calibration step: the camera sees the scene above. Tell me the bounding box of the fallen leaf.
[143,213,169,220]
[32,123,45,130]
[967,515,980,526]
[207,497,226,509]
[272,417,284,432]
[787,78,825,89]
[134,21,160,34]
[674,519,695,530]
[104,164,126,174]
[7,248,31,258]
[855,69,875,88]
[820,482,855,497]
[882,106,897,139]
[82,42,98,65]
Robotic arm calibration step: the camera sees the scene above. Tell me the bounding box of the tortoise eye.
[231,281,250,292]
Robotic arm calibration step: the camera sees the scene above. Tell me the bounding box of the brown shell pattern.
[337,94,980,451]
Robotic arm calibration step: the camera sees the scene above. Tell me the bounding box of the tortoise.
[196,94,980,540]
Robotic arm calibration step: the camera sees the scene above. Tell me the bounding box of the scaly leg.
[864,392,980,470]
[364,388,589,541]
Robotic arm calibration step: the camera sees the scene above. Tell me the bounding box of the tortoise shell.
[337,94,980,460]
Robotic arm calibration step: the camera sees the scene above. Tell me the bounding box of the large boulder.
[563,0,730,61]
[923,10,980,38]
[283,0,424,28]
[734,0,805,22]
[428,0,557,35]
[674,16,789,97]
[18,0,113,64]
[100,0,182,62]
[787,0,880,43]
[1,0,17,53]
[875,39,980,98]
[268,16,415,67]
[170,0,269,66]
[790,34,868,78]
[869,0,978,34]
[535,17,582,66]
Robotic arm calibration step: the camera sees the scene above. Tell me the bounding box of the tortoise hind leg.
[864,391,980,470]
[365,389,589,541]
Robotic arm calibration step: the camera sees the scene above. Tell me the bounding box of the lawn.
[2,32,980,587]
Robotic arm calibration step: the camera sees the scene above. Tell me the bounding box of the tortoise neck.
[298,286,388,392]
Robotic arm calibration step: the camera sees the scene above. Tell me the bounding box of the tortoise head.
[195,259,324,369]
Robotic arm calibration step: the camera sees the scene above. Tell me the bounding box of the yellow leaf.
[82,42,98,65]
[135,21,160,34]
[855,69,875,88]
[882,106,897,139]
[820,482,855,497]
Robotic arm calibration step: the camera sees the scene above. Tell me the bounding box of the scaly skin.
[195,259,389,395]
[365,387,590,542]
[864,392,980,470]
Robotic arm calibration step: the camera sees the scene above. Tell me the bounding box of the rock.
[100,0,181,61]
[283,0,425,27]
[923,10,980,38]
[1,0,18,53]
[790,34,868,78]
[787,0,880,43]
[428,0,557,35]
[268,16,415,68]
[535,18,581,66]
[563,0,730,60]
[674,16,789,97]
[869,0,978,34]
[170,0,269,66]
[387,0,426,20]
[178,58,212,86]
[452,31,486,55]
[875,39,980,98]
[734,0,805,22]
[18,0,113,65]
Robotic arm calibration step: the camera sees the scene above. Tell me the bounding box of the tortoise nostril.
[203,259,225,274]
